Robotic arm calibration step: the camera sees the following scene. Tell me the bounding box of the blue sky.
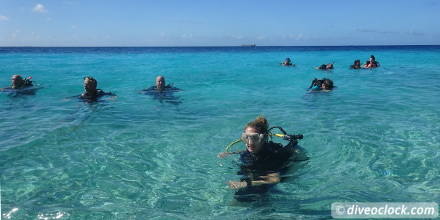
[0,0,439,46]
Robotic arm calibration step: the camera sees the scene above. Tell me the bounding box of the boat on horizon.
[240,44,256,47]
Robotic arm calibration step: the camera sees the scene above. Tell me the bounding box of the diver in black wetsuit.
[1,74,37,95]
[315,63,334,70]
[141,75,181,104]
[9,75,33,89]
[350,60,362,69]
[79,76,115,101]
[364,55,380,68]
[308,78,334,92]
[142,75,180,92]
[281,57,294,66]
[218,116,304,199]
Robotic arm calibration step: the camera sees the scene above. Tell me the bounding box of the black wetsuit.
[141,85,181,104]
[318,64,327,70]
[80,89,114,102]
[239,141,294,176]
[235,141,297,201]
[142,85,180,93]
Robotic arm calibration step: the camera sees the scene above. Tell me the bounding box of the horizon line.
[1,44,439,48]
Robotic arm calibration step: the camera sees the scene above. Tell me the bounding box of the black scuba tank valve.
[283,134,303,141]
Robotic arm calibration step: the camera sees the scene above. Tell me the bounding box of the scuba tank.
[23,77,33,87]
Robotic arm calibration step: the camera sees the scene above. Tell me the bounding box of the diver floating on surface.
[315,63,334,70]
[350,60,362,69]
[141,75,182,105]
[218,116,306,202]
[0,74,41,96]
[308,78,334,92]
[141,75,180,92]
[78,76,116,102]
[281,57,295,66]
[363,55,380,68]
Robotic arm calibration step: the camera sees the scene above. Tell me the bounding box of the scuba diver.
[79,76,115,102]
[350,60,362,69]
[218,116,305,201]
[141,75,181,105]
[0,74,38,96]
[315,63,334,70]
[364,55,380,68]
[308,78,334,92]
[280,57,295,66]
[142,75,180,92]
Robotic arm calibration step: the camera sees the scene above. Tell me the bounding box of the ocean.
[1,46,440,219]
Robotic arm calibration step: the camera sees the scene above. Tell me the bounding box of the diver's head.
[326,63,334,69]
[370,55,376,62]
[155,75,166,91]
[354,60,361,65]
[321,78,334,90]
[285,58,291,63]
[242,116,269,154]
[11,75,25,89]
[312,78,324,88]
[83,76,98,93]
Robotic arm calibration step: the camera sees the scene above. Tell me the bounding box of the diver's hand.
[228,181,247,189]
[217,152,231,158]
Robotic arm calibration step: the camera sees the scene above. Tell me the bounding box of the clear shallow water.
[1,46,440,219]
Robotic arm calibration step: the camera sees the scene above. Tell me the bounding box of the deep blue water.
[1,46,440,219]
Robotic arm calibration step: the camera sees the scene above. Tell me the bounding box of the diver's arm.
[228,172,280,189]
[218,152,232,158]
[250,172,280,186]
[97,89,117,97]
[217,151,243,158]
[308,78,317,89]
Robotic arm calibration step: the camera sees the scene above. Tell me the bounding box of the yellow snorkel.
[224,138,242,152]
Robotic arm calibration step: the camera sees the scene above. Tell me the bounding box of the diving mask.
[241,132,266,144]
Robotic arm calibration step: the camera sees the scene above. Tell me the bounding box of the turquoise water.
[1,46,440,219]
